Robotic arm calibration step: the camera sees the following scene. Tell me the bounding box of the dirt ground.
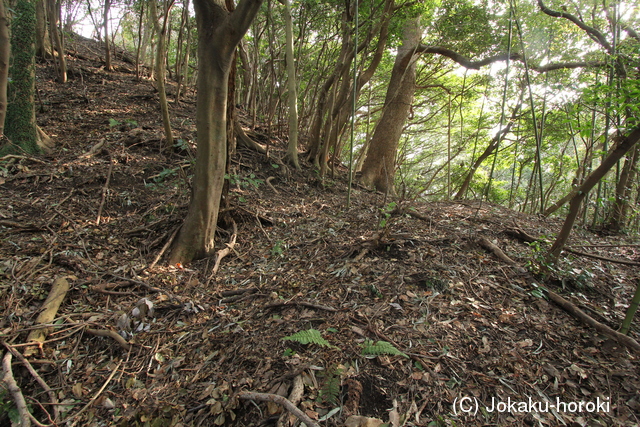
[1,35,639,426]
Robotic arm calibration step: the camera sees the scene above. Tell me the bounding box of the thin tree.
[0,0,9,138]
[169,0,263,264]
[282,0,299,168]
[149,0,175,148]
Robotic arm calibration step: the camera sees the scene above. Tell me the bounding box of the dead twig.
[85,328,131,351]
[96,158,114,225]
[265,300,337,312]
[149,225,180,269]
[2,351,32,427]
[2,342,60,422]
[208,221,238,281]
[238,391,319,427]
[65,361,122,427]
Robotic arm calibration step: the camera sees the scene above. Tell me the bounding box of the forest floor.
[1,35,639,427]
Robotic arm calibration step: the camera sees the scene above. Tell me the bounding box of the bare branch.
[536,0,612,52]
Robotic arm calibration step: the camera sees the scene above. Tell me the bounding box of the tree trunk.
[103,0,112,70]
[359,17,421,194]
[169,0,263,265]
[0,0,9,137]
[48,0,67,83]
[607,142,639,232]
[453,106,519,200]
[282,0,299,169]
[547,126,640,263]
[149,0,174,148]
[35,0,51,58]
[4,0,39,154]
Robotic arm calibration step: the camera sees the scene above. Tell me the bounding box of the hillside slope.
[1,39,639,426]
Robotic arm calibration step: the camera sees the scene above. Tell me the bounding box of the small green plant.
[109,118,138,128]
[271,240,285,257]
[366,284,383,298]
[282,348,296,357]
[282,329,333,348]
[361,339,408,358]
[317,365,343,405]
[154,168,177,183]
[225,173,263,190]
[378,201,397,228]
[0,389,21,424]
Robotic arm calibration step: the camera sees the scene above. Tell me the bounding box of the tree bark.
[607,137,640,232]
[169,0,263,265]
[360,17,421,194]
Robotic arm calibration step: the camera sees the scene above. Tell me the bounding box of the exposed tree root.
[238,391,319,427]
[235,121,266,153]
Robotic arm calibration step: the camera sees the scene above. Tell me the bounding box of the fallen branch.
[545,290,640,354]
[2,352,32,427]
[265,300,337,312]
[265,176,279,194]
[208,221,238,280]
[149,225,180,269]
[85,328,131,351]
[564,248,640,266]
[79,139,105,159]
[25,277,70,356]
[478,237,527,273]
[3,342,60,422]
[238,391,319,427]
[96,159,114,225]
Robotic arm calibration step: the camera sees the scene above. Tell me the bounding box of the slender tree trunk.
[547,126,640,263]
[0,0,9,138]
[360,17,422,194]
[169,0,263,265]
[608,142,640,231]
[135,2,145,79]
[150,0,174,148]
[35,0,51,58]
[282,0,299,168]
[103,0,112,70]
[48,0,67,82]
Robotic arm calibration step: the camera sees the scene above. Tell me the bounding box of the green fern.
[282,329,332,348]
[318,366,342,405]
[361,340,408,358]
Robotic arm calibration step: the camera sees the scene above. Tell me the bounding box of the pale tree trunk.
[360,17,422,194]
[282,0,299,169]
[48,0,67,82]
[35,0,51,58]
[103,0,112,70]
[0,0,8,137]
[169,0,263,265]
[149,0,174,148]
